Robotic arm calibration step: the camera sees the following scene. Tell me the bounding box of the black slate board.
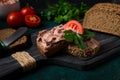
[29,30,120,70]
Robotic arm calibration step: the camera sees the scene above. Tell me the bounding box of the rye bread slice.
[83,3,120,37]
[36,24,68,57]
[37,40,67,57]
[66,38,100,57]
[0,28,28,52]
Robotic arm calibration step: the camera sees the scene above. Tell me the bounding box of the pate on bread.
[36,20,100,57]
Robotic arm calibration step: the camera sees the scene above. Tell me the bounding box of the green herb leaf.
[76,34,86,49]
[64,30,86,49]
[64,29,94,49]
[79,2,90,16]
[83,30,95,37]
[64,30,74,42]
[39,0,89,23]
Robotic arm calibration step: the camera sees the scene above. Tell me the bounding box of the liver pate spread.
[37,24,65,49]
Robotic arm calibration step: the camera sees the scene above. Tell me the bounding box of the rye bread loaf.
[0,28,28,52]
[83,3,120,37]
[67,38,100,57]
[89,3,120,13]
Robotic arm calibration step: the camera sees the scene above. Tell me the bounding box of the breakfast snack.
[37,20,100,57]
[64,20,100,57]
[83,3,120,36]
[36,24,67,57]
[67,38,100,57]
[0,28,28,52]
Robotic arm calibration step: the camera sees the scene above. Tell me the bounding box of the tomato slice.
[64,20,84,34]
[25,14,41,28]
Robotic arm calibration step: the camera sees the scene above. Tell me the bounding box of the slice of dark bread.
[37,40,67,57]
[83,3,120,37]
[0,28,28,52]
[66,38,100,57]
[36,25,68,57]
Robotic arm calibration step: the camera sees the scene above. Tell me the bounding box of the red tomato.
[20,7,36,16]
[25,14,41,28]
[7,12,24,29]
[64,20,84,34]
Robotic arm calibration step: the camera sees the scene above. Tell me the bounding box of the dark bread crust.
[89,3,120,13]
[67,38,100,57]
[83,3,120,37]
[0,28,28,51]
[37,40,68,57]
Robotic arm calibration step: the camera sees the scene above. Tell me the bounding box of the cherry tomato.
[64,20,84,34]
[7,12,24,29]
[20,7,36,16]
[25,14,41,28]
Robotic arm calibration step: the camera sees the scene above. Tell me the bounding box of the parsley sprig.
[40,0,89,23]
[64,30,95,49]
